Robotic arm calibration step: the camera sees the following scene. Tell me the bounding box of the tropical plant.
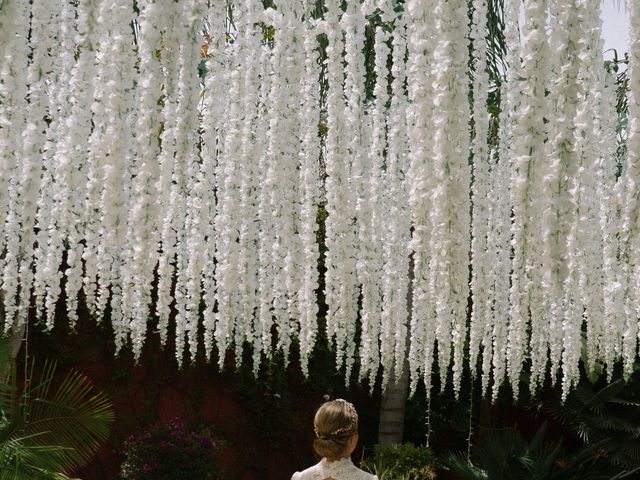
[443,422,613,480]
[540,363,640,478]
[0,338,114,480]
[361,442,437,480]
[119,418,221,480]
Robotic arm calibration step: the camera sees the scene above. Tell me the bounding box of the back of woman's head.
[312,399,358,461]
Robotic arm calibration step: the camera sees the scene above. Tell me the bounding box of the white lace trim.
[291,458,378,480]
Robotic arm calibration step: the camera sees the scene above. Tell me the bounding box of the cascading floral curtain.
[0,0,637,401]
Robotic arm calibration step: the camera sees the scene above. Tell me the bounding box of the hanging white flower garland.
[173,0,206,365]
[381,17,411,390]
[34,0,71,330]
[430,0,471,396]
[405,0,437,396]
[621,0,640,380]
[507,0,549,399]
[125,0,166,356]
[59,0,99,329]
[468,0,491,393]
[297,6,322,378]
[0,0,29,269]
[323,0,359,380]
[0,0,635,398]
[358,25,387,385]
[201,0,229,362]
[155,0,182,348]
[600,69,625,381]
[234,0,264,369]
[5,0,55,330]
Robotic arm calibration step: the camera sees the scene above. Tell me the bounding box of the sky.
[601,0,629,59]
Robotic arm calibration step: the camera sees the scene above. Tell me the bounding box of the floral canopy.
[0,0,638,401]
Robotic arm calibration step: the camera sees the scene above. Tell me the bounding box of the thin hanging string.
[467,375,474,463]
[22,319,30,414]
[425,393,432,448]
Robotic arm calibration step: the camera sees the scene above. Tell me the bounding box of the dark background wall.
[25,301,380,480]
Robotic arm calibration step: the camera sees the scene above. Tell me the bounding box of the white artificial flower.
[405,0,437,396]
[35,0,69,329]
[214,0,245,368]
[125,0,166,355]
[490,0,519,402]
[324,0,359,381]
[156,0,182,348]
[173,0,206,365]
[90,0,136,349]
[381,18,411,390]
[64,0,100,328]
[600,70,625,380]
[429,0,471,396]
[9,0,55,329]
[200,0,229,361]
[0,1,30,333]
[234,0,264,369]
[297,11,322,378]
[621,0,640,379]
[507,0,549,399]
[359,26,387,385]
[469,0,491,393]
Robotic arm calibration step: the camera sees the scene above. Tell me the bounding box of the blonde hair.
[312,399,358,461]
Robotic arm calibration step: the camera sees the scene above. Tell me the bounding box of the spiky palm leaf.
[0,339,113,480]
[444,423,613,480]
[542,368,640,472]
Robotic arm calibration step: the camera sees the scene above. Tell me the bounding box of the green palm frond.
[0,338,114,479]
[444,451,489,480]
[20,370,113,472]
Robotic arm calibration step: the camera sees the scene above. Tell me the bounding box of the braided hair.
[312,399,358,461]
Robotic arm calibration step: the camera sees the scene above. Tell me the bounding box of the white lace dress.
[291,458,378,480]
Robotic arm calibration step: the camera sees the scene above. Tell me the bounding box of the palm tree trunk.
[378,255,413,444]
[377,364,410,444]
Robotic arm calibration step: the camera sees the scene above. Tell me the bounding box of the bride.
[291,399,378,480]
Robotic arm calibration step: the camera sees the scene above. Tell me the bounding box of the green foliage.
[443,422,610,480]
[540,365,640,476]
[361,443,437,480]
[0,338,114,480]
[119,418,221,480]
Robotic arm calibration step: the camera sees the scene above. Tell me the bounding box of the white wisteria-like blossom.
[0,0,635,398]
[406,0,437,396]
[359,26,387,385]
[155,0,182,348]
[429,0,471,396]
[7,0,55,330]
[93,0,136,349]
[35,0,71,329]
[297,11,322,378]
[235,0,263,369]
[214,0,245,369]
[621,0,640,379]
[540,0,583,393]
[201,0,229,362]
[490,0,518,401]
[557,0,592,399]
[63,0,99,329]
[0,0,29,269]
[508,0,549,399]
[263,0,305,366]
[600,70,625,380]
[381,17,411,390]
[323,0,359,380]
[125,0,166,355]
[469,0,491,393]
[173,0,206,365]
